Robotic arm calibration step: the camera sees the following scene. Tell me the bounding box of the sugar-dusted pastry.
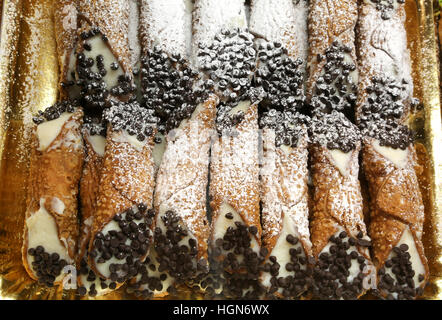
[86,101,157,288]
[128,0,142,102]
[259,111,312,299]
[54,0,79,99]
[307,0,359,118]
[308,112,375,300]
[22,100,84,287]
[76,119,112,297]
[76,0,136,111]
[129,0,218,299]
[356,0,429,300]
[193,0,264,299]
[249,0,313,299]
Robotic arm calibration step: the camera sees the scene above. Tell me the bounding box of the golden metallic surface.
[0,0,440,300]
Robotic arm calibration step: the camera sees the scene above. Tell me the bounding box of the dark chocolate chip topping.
[369,0,405,20]
[376,242,425,300]
[76,26,136,111]
[309,111,361,153]
[83,115,106,136]
[153,210,208,282]
[77,257,112,297]
[103,100,157,141]
[140,45,207,133]
[261,235,313,299]
[27,246,68,287]
[260,109,310,148]
[89,204,154,284]
[204,220,265,299]
[311,41,357,118]
[254,40,305,112]
[32,100,79,124]
[359,76,414,149]
[197,28,257,105]
[311,231,372,300]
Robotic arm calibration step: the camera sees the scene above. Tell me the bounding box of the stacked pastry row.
[21,0,429,300]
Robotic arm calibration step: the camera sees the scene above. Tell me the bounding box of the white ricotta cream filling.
[383,226,426,298]
[112,129,147,152]
[26,199,71,280]
[228,100,251,115]
[87,134,106,157]
[329,149,352,176]
[82,35,125,88]
[214,202,260,255]
[261,214,307,290]
[373,139,408,168]
[36,112,72,151]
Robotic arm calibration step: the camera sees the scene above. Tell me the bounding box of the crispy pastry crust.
[310,143,370,261]
[261,132,312,260]
[209,103,262,260]
[77,131,103,266]
[78,0,132,75]
[154,95,218,264]
[54,0,78,99]
[22,109,84,282]
[87,126,156,278]
[356,2,413,121]
[306,0,358,101]
[362,137,429,291]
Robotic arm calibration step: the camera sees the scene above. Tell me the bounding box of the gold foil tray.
[0,0,440,300]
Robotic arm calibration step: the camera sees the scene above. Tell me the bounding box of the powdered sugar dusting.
[210,105,260,228]
[261,129,310,243]
[357,3,413,105]
[249,0,308,62]
[128,0,141,68]
[192,0,248,62]
[139,0,190,58]
[154,101,215,238]
[79,0,132,73]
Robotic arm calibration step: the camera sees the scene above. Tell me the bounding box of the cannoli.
[76,0,136,111]
[308,112,375,300]
[307,0,358,119]
[129,0,218,298]
[249,0,313,299]
[86,101,157,288]
[22,100,84,287]
[259,111,312,299]
[76,119,113,297]
[193,0,264,299]
[356,0,413,123]
[54,0,80,99]
[357,0,429,299]
[356,1,428,299]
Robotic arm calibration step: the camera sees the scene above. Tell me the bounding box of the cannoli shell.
[209,103,261,247]
[88,126,156,275]
[309,143,369,259]
[154,94,218,261]
[22,109,84,280]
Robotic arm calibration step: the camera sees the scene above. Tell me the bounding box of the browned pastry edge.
[87,126,156,278]
[77,131,103,266]
[22,109,84,283]
[77,0,132,75]
[306,0,358,101]
[310,143,370,260]
[362,137,429,292]
[209,103,261,266]
[154,95,218,263]
[54,0,78,99]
